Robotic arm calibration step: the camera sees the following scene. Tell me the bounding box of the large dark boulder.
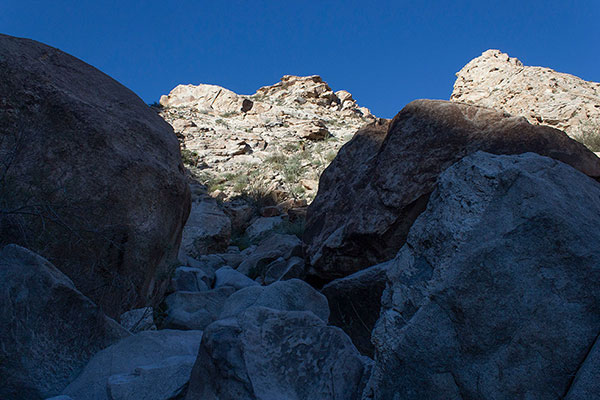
[0,244,130,400]
[304,100,600,281]
[365,152,600,399]
[0,34,190,316]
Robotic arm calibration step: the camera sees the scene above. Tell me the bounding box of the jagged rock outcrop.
[186,307,371,400]
[0,245,130,400]
[159,75,376,203]
[365,152,600,399]
[305,99,600,281]
[0,34,190,317]
[160,84,245,113]
[451,49,600,149]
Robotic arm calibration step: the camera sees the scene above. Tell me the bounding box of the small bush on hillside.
[576,121,600,152]
[283,158,302,183]
[239,182,278,209]
[290,184,306,199]
[221,111,238,118]
[181,149,200,166]
[325,150,337,163]
[265,152,287,168]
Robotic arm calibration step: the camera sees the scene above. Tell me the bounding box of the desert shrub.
[181,149,200,166]
[238,181,278,208]
[325,150,337,163]
[283,158,302,183]
[575,121,600,152]
[290,184,306,199]
[232,174,250,193]
[283,141,303,152]
[195,171,224,192]
[265,152,287,167]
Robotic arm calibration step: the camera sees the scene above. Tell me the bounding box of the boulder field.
[1,34,600,400]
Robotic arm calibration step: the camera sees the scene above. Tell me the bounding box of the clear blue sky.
[2,1,598,118]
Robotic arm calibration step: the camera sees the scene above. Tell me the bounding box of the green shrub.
[265,152,287,167]
[325,150,337,163]
[283,158,302,183]
[232,174,250,193]
[290,184,306,199]
[181,149,200,166]
[221,111,238,118]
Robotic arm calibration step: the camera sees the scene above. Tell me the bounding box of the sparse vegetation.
[575,121,600,152]
[290,184,306,199]
[325,150,337,162]
[265,152,287,167]
[232,174,250,193]
[181,149,200,166]
[220,111,238,118]
[238,180,278,208]
[283,158,302,183]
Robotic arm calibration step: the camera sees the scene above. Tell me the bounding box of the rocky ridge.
[158,74,376,202]
[451,49,600,150]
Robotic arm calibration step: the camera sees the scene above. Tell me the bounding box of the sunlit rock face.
[451,49,600,149]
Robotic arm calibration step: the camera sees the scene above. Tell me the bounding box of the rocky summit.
[452,49,600,150]
[2,33,600,400]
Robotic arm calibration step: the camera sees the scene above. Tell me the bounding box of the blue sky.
[2,1,598,118]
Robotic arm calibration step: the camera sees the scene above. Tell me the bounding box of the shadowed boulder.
[0,245,130,400]
[365,152,600,399]
[304,100,600,281]
[0,34,190,317]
